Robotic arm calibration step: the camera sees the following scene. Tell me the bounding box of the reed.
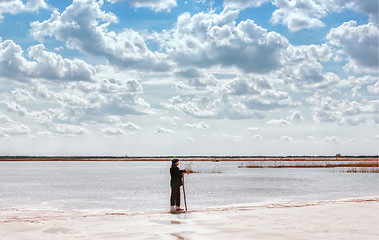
[345,167,379,173]
[238,161,379,169]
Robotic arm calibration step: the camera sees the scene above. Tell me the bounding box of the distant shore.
[0,156,378,161]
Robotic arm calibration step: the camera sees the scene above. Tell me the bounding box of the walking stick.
[182,173,188,212]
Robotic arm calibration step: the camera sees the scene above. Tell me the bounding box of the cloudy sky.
[0,0,378,156]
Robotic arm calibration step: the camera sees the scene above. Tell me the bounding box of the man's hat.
[172,158,179,164]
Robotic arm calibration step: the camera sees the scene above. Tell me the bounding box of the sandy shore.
[1,197,378,240]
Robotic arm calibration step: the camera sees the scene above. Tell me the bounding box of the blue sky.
[0,0,378,156]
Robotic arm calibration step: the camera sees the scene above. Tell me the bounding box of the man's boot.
[175,206,184,212]
[170,205,177,213]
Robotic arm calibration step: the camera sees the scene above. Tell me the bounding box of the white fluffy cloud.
[51,79,151,124]
[174,68,217,90]
[270,0,378,31]
[10,88,35,103]
[101,116,140,136]
[281,136,294,141]
[267,119,290,125]
[271,0,326,31]
[127,0,177,12]
[0,122,31,138]
[281,44,341,91]
[154,126,174,134]
[6,101,28,116]
[102,127,125,136]
[245,127,262,131]
[224,0,378,31]
[101,116,141,136]
[28,44,96,81]
[123,122,141,131]
[106,0,177,12]
[225,77,261,95]
[0,40,96,82]
[30,0,170,71]
[163,89,269,120]
[367,81,379,94]
[184,122,209,129]
[287,111,304,121]
[162,96,216,118]
[0,0,48,20]
[0,111,31,138]
[308,94,378,125]
[163,69,305,120]
[160,9,289,73]
[244,89,299,110]
[1,76,151,137]
[323,136,339,143]
[0,111,13,123]
[285,44,332,63]
[0,39,32,81]
[223,0,269,9]
[224,75,300,110]
[54,124,91,135]
[333,0,378,23]
[327,21,379,73]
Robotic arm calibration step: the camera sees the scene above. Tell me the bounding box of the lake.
[0,161,377,211]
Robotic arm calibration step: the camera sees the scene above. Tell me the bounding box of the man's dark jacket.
[170,164,186,187]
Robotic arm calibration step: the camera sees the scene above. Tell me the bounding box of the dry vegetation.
[238,160,379,173]
[345,168,379,173]
[238,161,379,168]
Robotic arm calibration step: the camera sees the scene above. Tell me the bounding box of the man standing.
[170,158,188,213]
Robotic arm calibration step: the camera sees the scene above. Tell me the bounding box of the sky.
[0,0,378,156]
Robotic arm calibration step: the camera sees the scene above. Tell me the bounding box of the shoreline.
[1,197,378,240]
[0,156,378,162]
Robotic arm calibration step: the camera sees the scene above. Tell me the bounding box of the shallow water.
[0,161,377,211]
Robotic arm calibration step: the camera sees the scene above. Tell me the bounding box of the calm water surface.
[0,161,377,211]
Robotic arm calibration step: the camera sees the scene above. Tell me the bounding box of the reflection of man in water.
[170,158,188,213]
